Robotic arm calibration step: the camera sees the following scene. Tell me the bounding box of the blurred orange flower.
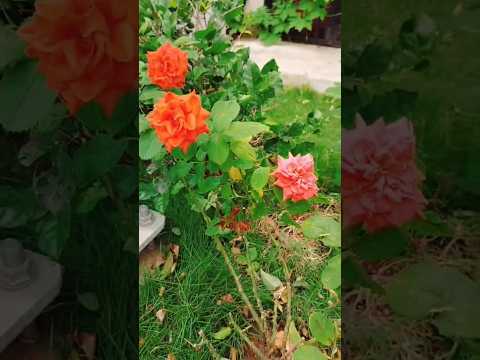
[18,0,138,116]
[147,43,188,90]
[147,92,209,153]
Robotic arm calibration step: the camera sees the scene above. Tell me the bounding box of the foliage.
[241,0,329,45]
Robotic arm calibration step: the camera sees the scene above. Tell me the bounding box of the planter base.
[139,211,165,253]
[0,251,62,352]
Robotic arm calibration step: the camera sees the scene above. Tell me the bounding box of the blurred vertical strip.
[342,1,480,359]
[0,0,138,359]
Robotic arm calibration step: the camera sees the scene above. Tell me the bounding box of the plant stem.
[270,299,278,347]
[228,313,269,360]
[245,236,267,333]
[272,237,293,346]
[198,330,222,360]
[213,236,264,333]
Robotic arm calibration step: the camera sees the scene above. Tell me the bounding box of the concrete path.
[234,39,340,93]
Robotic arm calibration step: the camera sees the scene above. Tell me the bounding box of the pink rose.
[342,116,427,233]
[272,153,319,202]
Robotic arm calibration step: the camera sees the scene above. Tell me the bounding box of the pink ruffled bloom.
[272,153,319,202]
[342,116,427,233]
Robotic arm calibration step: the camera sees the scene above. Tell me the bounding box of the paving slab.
[234,39,340,92]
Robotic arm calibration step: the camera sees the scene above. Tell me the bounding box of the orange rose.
[18,0,138,116]
[148,92,210,153]
[147,43,188,90]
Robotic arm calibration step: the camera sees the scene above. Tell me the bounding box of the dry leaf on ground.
[217,293,235,305]
[156,309,167,324]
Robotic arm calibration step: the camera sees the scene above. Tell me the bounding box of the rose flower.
[147,43,188,90]
[272,153,319,202]
[18,0,138,116]
[342,116,427,233]
[147,92,209,153]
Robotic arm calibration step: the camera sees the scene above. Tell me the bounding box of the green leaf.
[287,322,302,350]
[286,200,311,216]
[73,135,127,185]
[194,27,217,41]
[208,134,229,165]
[352,229,409,261]
[76,101,106,131]
[110,165,137,199]
[75,183,108,214]
[0,26,25,70]
[0,61,57,132]
[224,122,269,141]
[18,136,48,166]
[0,186,40,228]
[309,311,336,346]
[139,86,164,103]
[210,100,240,132]
[259,32,282,46]
[206,41,230,55]
[108,91,137,134]
[78,292,100,312]
[231,141,257,161]
[213,327,232,340]
[139,129,166,160]
[343,256,383,292]
[250,167,270,191]
[293,345,327,360]
[301,215,341,247]
[261,59,279,74]
[168,161,193,180]
[260,270,283,291]
[321,254,341,290]
[386,262,480,338]
[36,211,70,259]
[139,114,149,133]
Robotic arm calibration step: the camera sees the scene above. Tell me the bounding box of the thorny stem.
[229,313,269,360]
[198,330,222,360]
[213,236,265,333]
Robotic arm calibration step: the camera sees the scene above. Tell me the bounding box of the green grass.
[139,202,244,359]
[139,200,340,359]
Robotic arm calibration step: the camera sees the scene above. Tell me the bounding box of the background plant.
[240,0,330,45]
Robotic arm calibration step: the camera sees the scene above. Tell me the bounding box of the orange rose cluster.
[147,43,189,90]
[145,42,209,154]
[147,92,210,153]
[18,0,138,116]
